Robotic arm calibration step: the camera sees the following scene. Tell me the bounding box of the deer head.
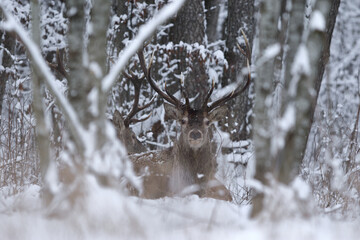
[138,45,251,151]
[163,100,227,150]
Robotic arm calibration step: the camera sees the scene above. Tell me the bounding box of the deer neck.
[175,134,216,177]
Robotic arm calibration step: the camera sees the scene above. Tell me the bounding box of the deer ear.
[208,105,228,122]
[113,110,126,130]
[164,103,182,120]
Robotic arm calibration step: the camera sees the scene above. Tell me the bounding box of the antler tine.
[129,112,153,125]
[165,82,183,106]
[207,32,252,112]
[202,79,215,110]
[137,94,157,112]
[123,73,142,127]
[241,29,252,65]
[56,49,68,78]
[179,75,190,109]
[48,48,68,79]
[138,50,183,107]
[122,68,154,127]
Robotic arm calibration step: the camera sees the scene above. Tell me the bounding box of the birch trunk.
[30,0,52,205]
[251,0,281,218]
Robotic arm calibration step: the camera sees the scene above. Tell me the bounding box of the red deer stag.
[129,36,251,201]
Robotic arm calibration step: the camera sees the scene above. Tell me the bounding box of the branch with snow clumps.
[102,0,185,93]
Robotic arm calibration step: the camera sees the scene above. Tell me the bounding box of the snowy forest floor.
[0,180,358,240]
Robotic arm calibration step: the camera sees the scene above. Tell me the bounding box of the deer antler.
[122,70,155,127]
[138,50,187,109]
[139,30,251,113]
[48,49,68,79]
[206,30,252,112]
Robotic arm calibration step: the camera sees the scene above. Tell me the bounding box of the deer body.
[112,110,147,154]
[128,103,232,201]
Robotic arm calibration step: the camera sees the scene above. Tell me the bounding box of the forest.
[0,0,359,239]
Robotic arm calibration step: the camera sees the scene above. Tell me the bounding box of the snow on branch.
[0,3,87,151]
[102,0,185,93]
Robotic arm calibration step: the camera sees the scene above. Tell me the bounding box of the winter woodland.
[0,0,359,239]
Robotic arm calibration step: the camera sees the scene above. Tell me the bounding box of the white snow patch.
[310,10,326,32]
[264,43,281,59]
[89,62,103,79]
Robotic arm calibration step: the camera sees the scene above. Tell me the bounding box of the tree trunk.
[251,0,336,218]
[276,0,306,184]
[30,0,52,205]
[205,0,221,43]
[170,0,207,109]
[88,0,111,151]
[66,0,90,130]
[251,0,282,218]
[0,13,15,125]
[110,0,128,55]
[222,0,255,141]
[311,0,340,123]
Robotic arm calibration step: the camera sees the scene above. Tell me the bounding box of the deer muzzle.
[188,130,204,147]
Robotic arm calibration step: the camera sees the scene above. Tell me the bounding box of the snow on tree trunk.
[223,0,255,141]
[29,0,53,205]
[251,0,282,218]
[311,0,340,123]
[0,12,14,126]
[205,0,221,43]
[88,0,111,151]
[252,0,335,218]
[170,0,207,109]
[66,0,90,131]
[276,0,306,185]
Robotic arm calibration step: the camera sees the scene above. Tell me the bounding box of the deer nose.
[189,130,203,140]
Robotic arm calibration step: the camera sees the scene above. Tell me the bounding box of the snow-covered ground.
[0,181,358,240]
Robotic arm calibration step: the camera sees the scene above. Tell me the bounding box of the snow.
[102,0,185,93]
[310,10,326,32]
[256,43,281,67]
[0,183,359,240]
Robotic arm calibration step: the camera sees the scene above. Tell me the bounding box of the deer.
[129,34,251,201]
[111,70,155,154]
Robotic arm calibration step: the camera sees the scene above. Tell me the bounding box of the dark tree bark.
[170,0,207,109]
[205,0,221,43]
[222,0,255,141]
[0,16,15,124]
[311,0,341,123]
[110,0,128,56]
[66,0,90,130]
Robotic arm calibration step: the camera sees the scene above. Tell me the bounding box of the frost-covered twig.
[0,3,87,151]
[102,0,185,93]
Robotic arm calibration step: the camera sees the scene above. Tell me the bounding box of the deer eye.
[181,119,187,125]
[204,119,210,126]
